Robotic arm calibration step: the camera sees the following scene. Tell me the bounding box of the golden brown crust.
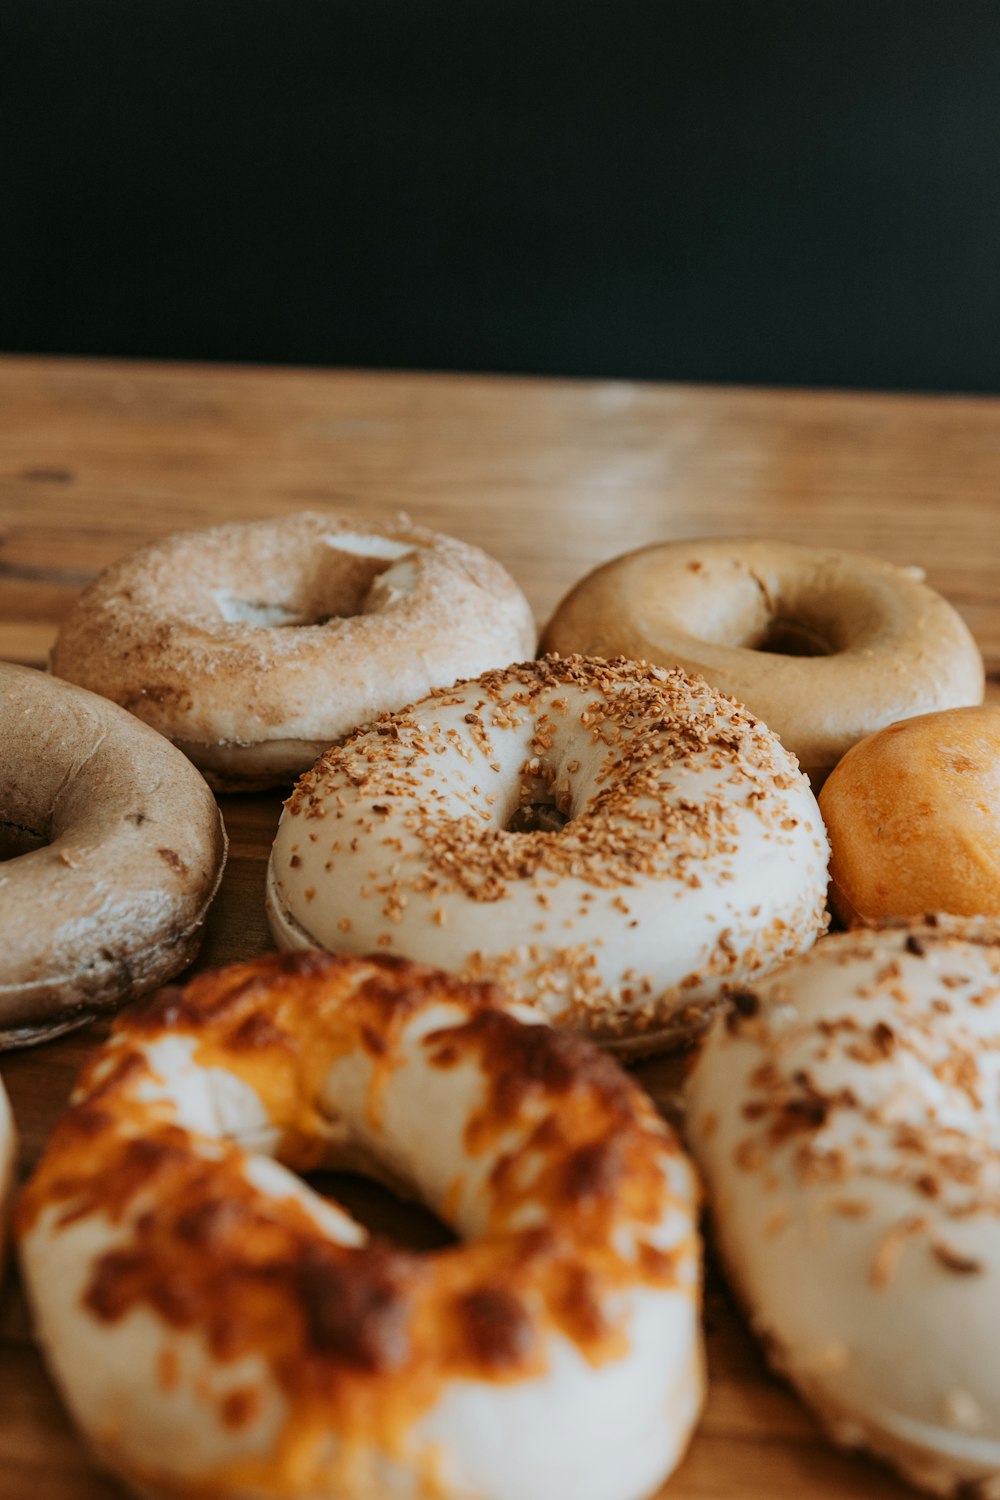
[541,538,984,778]
[19,951,696,1481]
[820,707,1000,923]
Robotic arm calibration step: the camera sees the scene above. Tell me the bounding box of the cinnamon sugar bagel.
[0,662,226,1046]
[541,538,984,784]
[19,950,704,1500]
[267,656,830,1052]
[687,921,1000,1496]
[50,512,536,791]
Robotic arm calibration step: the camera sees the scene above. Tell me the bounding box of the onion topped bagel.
[0,662,226,1047]
[19,950,704,1500]
[50,512,537,790]
[541,538,984,784]
[688,920,1000,1496]
[267,655,829,1052]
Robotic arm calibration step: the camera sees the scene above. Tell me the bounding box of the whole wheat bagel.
[0,662,226,1046]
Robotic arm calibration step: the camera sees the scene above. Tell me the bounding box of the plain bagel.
[50,512,537,790]
[19,950,704,1500]
[687,920,1000,1496]
[819,706,1000,924]
[0,662,226,1046]
[267,655,830,1052]
[541,538,984,783]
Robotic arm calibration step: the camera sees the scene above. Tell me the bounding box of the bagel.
[266,655,829,1052]
[687,920,1000,1496]
[819,706,1000,924]
[18,950,704,1500]
[0,662,226,1046]
[541,538,984,784]
[50,512,537,790]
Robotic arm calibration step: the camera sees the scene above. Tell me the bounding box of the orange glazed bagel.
[50,512,537,791]
[18,951,704,1500]
[0,662,226,1047]
[541,538,984,783]
[819,706,1000,924]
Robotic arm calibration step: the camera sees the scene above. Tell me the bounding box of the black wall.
[5,0,1000,391]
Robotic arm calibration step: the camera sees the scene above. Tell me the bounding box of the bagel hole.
[306,1170,456,1252]
[506,800,571,834]
[506,765,573,834]
[214,593,345,629]
[214,547,415,631]
[748,616,832,658]
[0,819,48,861]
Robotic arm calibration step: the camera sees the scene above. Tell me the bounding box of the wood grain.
[3,353,997,1498]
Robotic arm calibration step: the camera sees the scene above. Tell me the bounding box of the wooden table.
[2,355,999,1498]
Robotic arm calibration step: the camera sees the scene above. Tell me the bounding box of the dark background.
[4,0,1000,391]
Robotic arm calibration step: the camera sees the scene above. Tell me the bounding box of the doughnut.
[0,662,226,1046]
[686,920,1000,1496]
[541,538,984,784]
[266,655,830,1052]
[18,949,704,1500]
[819,706,1000,925]
[50,512,537,791]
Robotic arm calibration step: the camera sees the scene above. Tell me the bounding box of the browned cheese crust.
[19,951,695,1485]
